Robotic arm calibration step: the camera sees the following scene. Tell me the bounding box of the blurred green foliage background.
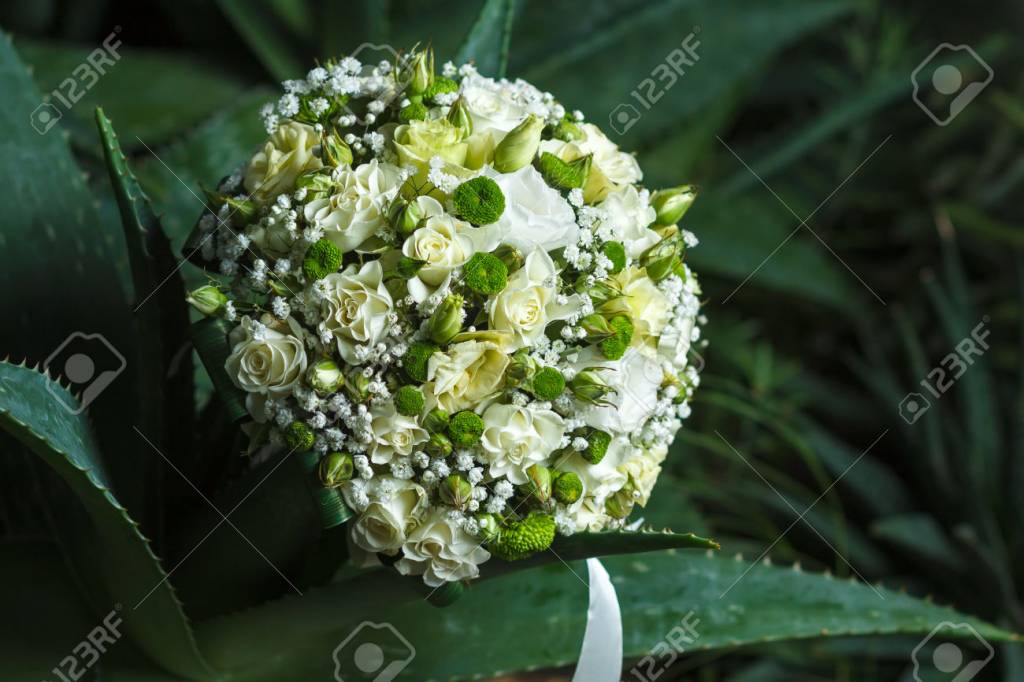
[2,0,1022,679]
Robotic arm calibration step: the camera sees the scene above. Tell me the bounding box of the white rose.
[469,165,578,253]
[657,314,694,368]
[539,123,641,203]
[226,316,307,399]
[244,121,322,202]
[303,159,404,253]
[369,404,429,465]
[479,403,565,484]
[345,478,428,554]
[598,185,659,258]
[320,260,394,365]
[401,196,475,302]
[607,266,671,341]
[573,346,663,435]
[460,78,528,140]
[426,338,510,412]
[488,249,577,349]
[396,509,490,586]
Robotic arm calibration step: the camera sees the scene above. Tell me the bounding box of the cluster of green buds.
[577,312,634,360]
[641,185,699,282]
[506,351,566,401]
[488,512,556,561]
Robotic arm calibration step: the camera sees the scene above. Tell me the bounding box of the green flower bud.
[344,369,371,402]
[506,349,538,388]
[388,198,423,237]
[493,114,544,172]
[303,239,342,281]
[296,169,335,200]
[393,385,425,416]
[448,410,485,447]
[641,237,680,283]
[551,118,584,142]
[423,75,458,103]
[446,96,473,135]
[203,188,258,223]
[284,421,315,451]
[605,488,634,519]
[569,368,617,407]
[427,294,465,345]
[574,274,623,306]
[526,464,552,504]
[440,473,473,510]
[407,49,434,95]
[452,177,505,225]
[601,241,627,273]
[318,452,354,487]
[530,366,566,401]
[578,313,613,341]
[425,432,453,458]
[186,285,228,316]
[321,129,353,167]
[422,407,450,434]
[581,428,611,464]
[492,244,524,273]
[476,513,501,541]
[396,256,427,279]
[491,512,556,561]
[537,152,591,190]
[599,315,634,360]
[307,358,345,396]
[463,253,508,296]
[403,341,439,383]
[399,101,428,123]
[553,471,583,504]
[651,185,697,226]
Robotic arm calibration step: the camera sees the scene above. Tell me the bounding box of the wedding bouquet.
[189,46,705,586]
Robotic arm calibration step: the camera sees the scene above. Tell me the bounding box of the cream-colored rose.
[345,478,428,554]
[620,443,668,507]
[226,316,307,398]
[303,159,404,253]
[244,121,322,202]
[401,197,475,302]
[395,509,490,586]
[606,266,670,341]
[489,248,578,349]
[320,261,394,365]
[539,122,641,203]
[469,165,578,253]
[572,346,663,436]
[393,118,468,174]
[479,403,565,484]
[426,338,509,412]
[368,404,429,465]
[598,185,659,258]
[460,78,529,141]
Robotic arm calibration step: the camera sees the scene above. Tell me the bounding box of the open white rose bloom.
[192,47,705,587]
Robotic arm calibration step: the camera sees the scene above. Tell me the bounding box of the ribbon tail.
[572,558,623,682]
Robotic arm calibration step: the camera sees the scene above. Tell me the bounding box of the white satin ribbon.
[572,558,623,682]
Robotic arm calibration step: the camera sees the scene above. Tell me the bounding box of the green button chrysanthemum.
[463,252,508,295]
[491,512,556,561]
[452,176,505,225]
